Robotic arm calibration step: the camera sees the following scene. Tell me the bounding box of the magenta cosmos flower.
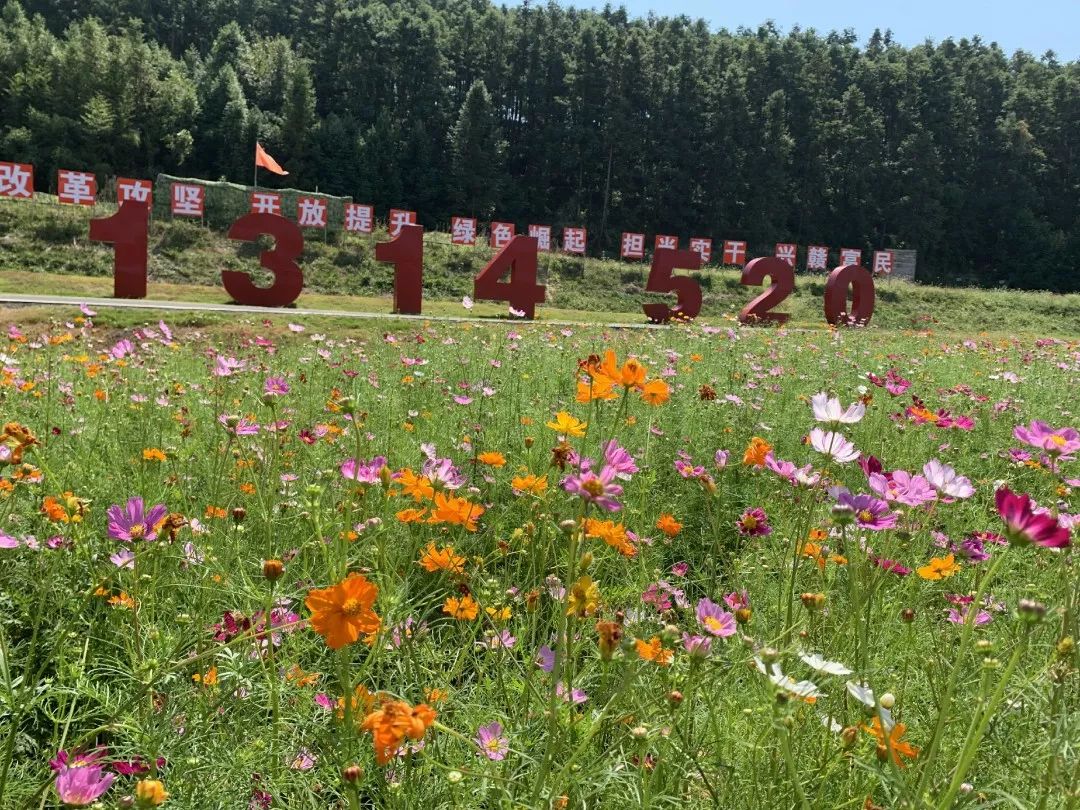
[562,465,623,511]
[995,487,1071,548]
[1013,420,1080,458]
[736,507,771,536]
[475,722,510,761]
[696,598,736,637]
[54,765,115,806]
[340,456,387,484]
[106,497,168,543]
[837,492,898,531]
[263,376,290,396]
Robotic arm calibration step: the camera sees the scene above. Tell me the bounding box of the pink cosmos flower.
[873,557,911,576]
[922,459,975,499]
[714,450,730,469]
[947,607,993,626]
[1013,420,1080,458]
[696,598,736,637]
[562,465,623,512]
[263,376,289,396]
[682,633,712,658]
[724,590,750,610]
[808,428,860,463]
[603,440,638,480]
[868,470,937,507]
[54,766,114,806]
[475,722,510,761]
[0,532,18,549]
[736,507,771,536]
[810,392,865,424]
[837,492,898,531]
[995,487,1071,548]
[106,497,168,543]
[536,645,555,672]
[340,456,387,484]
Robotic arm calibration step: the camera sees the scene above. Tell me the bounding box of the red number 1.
[376,224,424,315]
[89,201,149,299]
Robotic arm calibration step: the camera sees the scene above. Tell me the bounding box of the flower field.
[1,312,1078,809]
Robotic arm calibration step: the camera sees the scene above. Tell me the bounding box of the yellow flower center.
[1050,434,1067,447]
[857,509,874,524]
[342,597,366,617]
[129,524,145,539]
[742,515,758,530]
[704,617,722,632]
[582,479,604,497]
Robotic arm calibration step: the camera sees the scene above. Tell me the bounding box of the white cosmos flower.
[809,428,860,464]
[799,651,853,676]
[922,459,975,499]
[810,392,866,425]
[755,658,823,700]
[846,681,894,730]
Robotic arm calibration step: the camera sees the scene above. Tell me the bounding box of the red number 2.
[222,213,304,307]
[474,235,545,319]
[89,201,149,299]
[643,248,702,323]
[738,257,794,325]
[375,224,424,315]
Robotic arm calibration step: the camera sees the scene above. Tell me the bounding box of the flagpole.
[253,141,258,190]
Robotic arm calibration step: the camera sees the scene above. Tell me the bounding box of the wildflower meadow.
[1,312,1077,809]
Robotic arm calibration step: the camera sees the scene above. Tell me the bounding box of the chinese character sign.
[873,250,894,275]
[388,209,417,237]
[722,240,746,267]
[57,170,96,206]
[251,191,282,215]
[490,221,515,249]
[775,243,797,267]
[563,227,587,255]
[655,235,678,251]
[0,162,33,199]
[528,224,552,252]
[171,183,205,217]
[689,238,713,264]
[451,216,477,246]
[621,232,645,260]
[117,178,152,206]
[297,196,328,229]
[840,248,862,266]
[344,204,373,234]
[806,245,829,271]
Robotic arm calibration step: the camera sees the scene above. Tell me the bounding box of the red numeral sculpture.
[375,224,424,315]
[473,235,545,319]
[643,248,702,323]
[89,201,149,299]
[739,256,795,325]
[824,264,875,325]
[222,213,304,307]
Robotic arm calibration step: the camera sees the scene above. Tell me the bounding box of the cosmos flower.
[995,487,1071,548]
[836,492,898,531]
[55,765,115,806]
[305,574,381,649]
[1013,420,1080,458]
[916,554,961,580]
[810,392,865,425]
[696,598,736,637]
[475,722,510,761]
[106,497,168,543]
[263,376,290,396]
[562,466,623,512]
[922,459,975,499]
[736,507,771,536]
[808,428,860,463]
[798,652,853,676]
[546,411,587,438]
[340,456,387,484]
[868,470,937,507]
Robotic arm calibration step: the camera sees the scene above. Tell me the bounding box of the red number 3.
[739,257,794,325]
[222,213,304,307]
[643,248,702,323]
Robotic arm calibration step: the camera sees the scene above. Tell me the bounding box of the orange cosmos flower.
[428,492,485,531]
[598,350,647,388]
[418,542,466,574]
[656,513,683,537]
[396,508,427,523]
[192,666,218,686]
[864,717,919,767]
[305,573,381,650]
[361,699,437,765]
[576,374,618,403]
[511,474,548,495]
[583,518,636,557]
[635,636,673,666]
[742,436,773,468]
[443,595,479,621]
[108,591,136,610]
[285,665,320,687]
[42,492,88,523]
[641,379,670,405]
[392,468,435,502]
[916,554,961,581]
[477,451,506,467]
[142,448,166,462]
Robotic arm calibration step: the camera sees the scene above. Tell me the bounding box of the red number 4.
[474,235,545,318]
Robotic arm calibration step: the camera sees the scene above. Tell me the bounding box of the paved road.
[0,293,664,329]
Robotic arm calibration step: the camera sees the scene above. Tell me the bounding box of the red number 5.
[222,213,304,307]
[643,248,702,323]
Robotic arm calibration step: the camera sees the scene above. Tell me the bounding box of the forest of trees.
[0,0,1077,289]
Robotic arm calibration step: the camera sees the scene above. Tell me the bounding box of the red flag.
[255,142,288,176]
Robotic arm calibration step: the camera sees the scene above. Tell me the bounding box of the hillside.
[2,199,1080,335]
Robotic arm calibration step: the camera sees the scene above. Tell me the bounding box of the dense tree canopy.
[1,0,1077,289]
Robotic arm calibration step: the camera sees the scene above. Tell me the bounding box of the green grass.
[4,198,1080,336]
[0,311,1077,808]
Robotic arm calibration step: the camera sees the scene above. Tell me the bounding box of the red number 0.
[824,264,875,325]
[89,201,149,299]
[375,224,423,315]
[738,257,794,325]
[474,235,545,319]
[643,248,702,323]
[222,213,304,307]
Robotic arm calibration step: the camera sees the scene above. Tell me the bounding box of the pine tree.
[448,79,505,219]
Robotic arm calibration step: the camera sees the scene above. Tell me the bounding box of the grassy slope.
[2,198,1079,336]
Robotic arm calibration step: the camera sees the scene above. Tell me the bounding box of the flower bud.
[379,465,393,488]
[668,690,683,707]
[342,764,362,783]
[840,726,858,748]
[759,646,780,664]
[224,414,240,428]
[878,692,895,709]
[338,396,356,413]
[524,436,534,448]
[900,608,916,623]
[1057,636,1074,658]
[578,552,593,573]
[559,519,577,534]
[232,507,246,524]
[875,744,889,763]
[262,559,284,581]
[975,639,994,654]
[1018,598,1046,622]
[735,607,752,625]
[800,592,826,611]
[830,503,855,526]
[631,725,649,739]
[447,770,463,784]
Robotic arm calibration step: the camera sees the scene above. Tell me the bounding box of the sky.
[538,0,1079,59]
